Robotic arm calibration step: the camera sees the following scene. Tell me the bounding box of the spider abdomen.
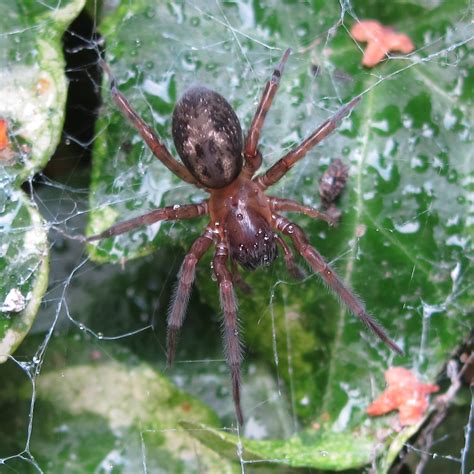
[172,86,243,189]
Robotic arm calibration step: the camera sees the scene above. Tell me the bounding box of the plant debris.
[367,367,439,426]
[351,20,415,67]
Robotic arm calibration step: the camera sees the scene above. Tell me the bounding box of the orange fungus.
[0,119,9,150]
[351,20,415,67]
[367,367,439,426]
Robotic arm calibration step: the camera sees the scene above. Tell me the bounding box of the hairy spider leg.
[231,259,253,294]
[87,202,208,241]
[275,235,306,280]
[213,241,244,426]
[100,59,198,186]
[256,96,361,189]
[273,215,403,355]
[269,196,339,226]
[243,48,292,175]
[167,229,214,367]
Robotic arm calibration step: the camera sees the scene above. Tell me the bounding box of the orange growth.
[0,119,9,149]
[36,77,51,94]
[367,367,439,426]
[351,20,415,67]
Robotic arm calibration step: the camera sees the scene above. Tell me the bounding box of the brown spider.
[89,49,403,425]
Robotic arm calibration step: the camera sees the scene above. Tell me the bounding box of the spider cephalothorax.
[90,51,403,426]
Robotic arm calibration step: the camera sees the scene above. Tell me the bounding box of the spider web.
[0,0,473,472]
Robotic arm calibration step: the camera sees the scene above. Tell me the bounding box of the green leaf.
[181,421,375,470]
[86,0,472,470]
[0,190,49,362]
[0,336,234,473]
[0,0,85,362]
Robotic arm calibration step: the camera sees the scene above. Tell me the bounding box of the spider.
[89,49,403,425]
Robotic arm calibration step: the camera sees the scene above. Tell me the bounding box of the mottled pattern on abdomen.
[172,86,243,188]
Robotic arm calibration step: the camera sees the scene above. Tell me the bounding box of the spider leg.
[167,229,213,367]
[87,202,208,241]
[231,259,252,294]
[255,96,361,189]
[275,235,306,280]
[273,214,403,355]
[243,48,292,175]
[100,60,198,186]
[269,196,339,226]
[213,241,244,425]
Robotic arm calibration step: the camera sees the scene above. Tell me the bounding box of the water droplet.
[145,6,156,18]
[181,54,197,71]
[287,225,294,234]
[97,332,104,340]
[32,356,40,364]
[137,162,145,175]
[206,62,218,73]
[394,221,420,234]
[296,25,309,37]
[236,213,243,221]
[173,204,181,210]
[447,169,458,183]
[78,324,84,331]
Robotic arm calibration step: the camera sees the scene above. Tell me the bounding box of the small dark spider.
[89,50,403,425]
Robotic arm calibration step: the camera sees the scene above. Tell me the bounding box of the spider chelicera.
[89,49,403,425]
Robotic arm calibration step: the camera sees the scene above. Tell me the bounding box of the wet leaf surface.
[0,336,232,473]
[1,0,472,472]
[0,190,49,362]
[0,1,84,362]
[85,0,473,470]
[181,420,376,470]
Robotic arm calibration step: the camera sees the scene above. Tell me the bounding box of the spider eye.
[172,86,243,189]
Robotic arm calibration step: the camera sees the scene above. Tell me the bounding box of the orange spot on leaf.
[36,78,51,94]
[367,367,439,426]
[351,20,415,67]
[0,119,9,150]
